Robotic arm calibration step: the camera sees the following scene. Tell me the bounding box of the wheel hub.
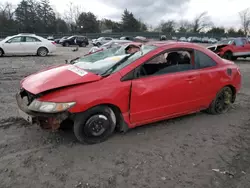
[215,89,232,113]
[85,115,109,137]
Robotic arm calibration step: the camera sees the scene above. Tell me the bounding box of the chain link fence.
[0,31,245,40]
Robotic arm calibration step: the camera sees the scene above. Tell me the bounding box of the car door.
[23,36,41,54]
[233,38,249,56]
[193,49,219,107]
[129,49,202,124]
[242,38,250,56]
[3,36,25,54]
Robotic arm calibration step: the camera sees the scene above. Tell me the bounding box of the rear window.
[195,50,217,69]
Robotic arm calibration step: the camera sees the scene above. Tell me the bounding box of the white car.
[179,37,187,42]
[92,37,113,46]
[88,39,132,54]
[0,33,57,57]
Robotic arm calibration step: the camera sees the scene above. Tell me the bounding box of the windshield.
[73,45,156,75]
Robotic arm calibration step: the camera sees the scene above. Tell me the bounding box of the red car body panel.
[21,64,102,94]
[19,42,242,129]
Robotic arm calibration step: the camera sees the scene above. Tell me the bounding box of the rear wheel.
[73,106,116,144]
[64,42,70,47]
[206,86,233,114]
[81,43,87,47]
[37,47,48,57]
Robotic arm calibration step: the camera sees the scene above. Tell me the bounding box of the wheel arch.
[0,47,4,54]
[73,103,129,133]
[223,50,233,55]
[37,46,49,53]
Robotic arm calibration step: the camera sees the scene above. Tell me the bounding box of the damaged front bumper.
[16,92,71,130]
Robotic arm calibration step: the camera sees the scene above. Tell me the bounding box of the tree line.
[0,0,249,36]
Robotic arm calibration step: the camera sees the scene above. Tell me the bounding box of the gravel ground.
[0,45,250,188]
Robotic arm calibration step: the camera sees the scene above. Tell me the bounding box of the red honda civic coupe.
[16,42,242,144]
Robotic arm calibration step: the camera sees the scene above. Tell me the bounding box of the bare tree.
[239,8,250,36]
[192,11,213,33]
[178,19,192,32]
[64,2,84,23]
[63,2,84,31]
[0,2,15,20]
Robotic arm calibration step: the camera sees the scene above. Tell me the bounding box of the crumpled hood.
[207,44,229,52]
[21,64,102,94]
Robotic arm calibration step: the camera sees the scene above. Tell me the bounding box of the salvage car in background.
[16,41,241,144]
[0,33,56,57]
[207,37,250,60]
[92,37,113,46]
[88,39,133,54]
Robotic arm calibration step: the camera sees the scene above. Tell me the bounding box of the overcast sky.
[4,0,250,28]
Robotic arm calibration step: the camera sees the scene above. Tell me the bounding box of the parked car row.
[91,36,149,47]
[161,36,218,44]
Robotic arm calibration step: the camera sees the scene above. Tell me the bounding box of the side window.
[136,49,194,78]
[242,39,247,45]
[195,50,217,69]
[105,37,112,40]
[25,37,41,42]
[234,38,244,46]
[6,36,23,43]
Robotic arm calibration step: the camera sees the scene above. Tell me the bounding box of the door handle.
[185,76,196,81]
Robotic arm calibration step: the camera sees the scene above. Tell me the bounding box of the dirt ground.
[0,46,250,188]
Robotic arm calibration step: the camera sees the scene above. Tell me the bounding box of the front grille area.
[20,89,36,105]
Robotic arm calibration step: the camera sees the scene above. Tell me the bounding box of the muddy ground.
[0,46,250,188]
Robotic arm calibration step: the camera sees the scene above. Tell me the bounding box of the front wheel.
[222,51,233,60]
[206,86,233,114]
[73,106,116,144]
[80,43,87,47]
[0,49,4,57]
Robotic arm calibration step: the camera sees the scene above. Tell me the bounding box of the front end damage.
[207,44,228,56]
[16,89,71,130]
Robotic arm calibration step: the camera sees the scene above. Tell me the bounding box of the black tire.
[232,56,238,61]
[222,51,233,60]
[96,42,101,47]
[206,86,233,115]
[81,43,87,47]
[73,106,116,144]
[0,48,4,57]
[37,47,48,57]
[64,42,70,47]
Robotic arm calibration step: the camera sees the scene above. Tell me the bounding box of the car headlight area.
[28,99,76,113]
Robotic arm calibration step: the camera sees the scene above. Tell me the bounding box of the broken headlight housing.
[28,99,76,113]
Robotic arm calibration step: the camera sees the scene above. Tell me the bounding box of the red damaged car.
[207,37,250,60]
[16,42,242,144]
